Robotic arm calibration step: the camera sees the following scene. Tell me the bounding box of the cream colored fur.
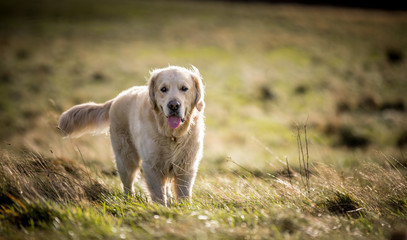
[58,66,205,206]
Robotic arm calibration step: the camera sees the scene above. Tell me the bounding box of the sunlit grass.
[1,147,406,239]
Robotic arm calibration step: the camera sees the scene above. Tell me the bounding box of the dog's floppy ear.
[191,68,205,112]
[148,70,159,110]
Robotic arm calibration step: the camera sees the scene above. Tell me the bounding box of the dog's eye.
[181,86,188,92]
[160,87,167,93]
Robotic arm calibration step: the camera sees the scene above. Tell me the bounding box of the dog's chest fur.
[151,126,202,176]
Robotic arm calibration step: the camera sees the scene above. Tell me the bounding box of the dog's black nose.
[167,100,180,111]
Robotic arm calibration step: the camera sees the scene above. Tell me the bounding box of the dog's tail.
[58,100,113,138]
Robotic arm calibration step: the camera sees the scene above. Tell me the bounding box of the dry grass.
[0,149,111,204]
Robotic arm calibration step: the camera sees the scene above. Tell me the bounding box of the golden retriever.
[58,66,205,206]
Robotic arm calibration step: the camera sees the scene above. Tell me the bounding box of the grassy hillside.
[1,0,407,239]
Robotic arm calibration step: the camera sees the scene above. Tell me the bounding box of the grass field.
[1,0,407,239]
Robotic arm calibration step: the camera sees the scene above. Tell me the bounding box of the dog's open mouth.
[168,116,182,129]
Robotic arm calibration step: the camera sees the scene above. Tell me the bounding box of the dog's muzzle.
[166,99,184,129]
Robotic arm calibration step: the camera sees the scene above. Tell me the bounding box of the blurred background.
[1,0,406,175]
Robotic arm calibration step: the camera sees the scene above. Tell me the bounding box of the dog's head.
[148,66,204,131]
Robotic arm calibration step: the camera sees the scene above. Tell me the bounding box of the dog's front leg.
[172,171,196,203]
[142,163,166,205]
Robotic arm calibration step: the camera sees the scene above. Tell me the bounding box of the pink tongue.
[168,116,181,129]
